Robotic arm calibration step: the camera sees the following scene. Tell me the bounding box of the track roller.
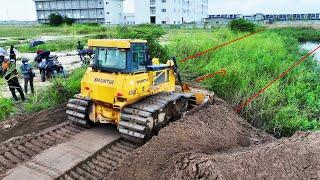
[66,95,92,127]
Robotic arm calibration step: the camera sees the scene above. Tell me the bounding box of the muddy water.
[301,42,320,61]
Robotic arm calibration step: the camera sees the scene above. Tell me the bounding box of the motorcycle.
[35,51,66,82]
[78,49,94,67]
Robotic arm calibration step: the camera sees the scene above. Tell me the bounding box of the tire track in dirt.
[0,104,68,143]
[57,139,138,180]
[0,122,87,177]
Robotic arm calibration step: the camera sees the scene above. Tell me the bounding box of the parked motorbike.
[78,49,94,66]
[35,51,66,82]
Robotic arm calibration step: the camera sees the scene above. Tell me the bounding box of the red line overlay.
[180,29,265,63]
[234,45,320,113]
[195,69,227,83]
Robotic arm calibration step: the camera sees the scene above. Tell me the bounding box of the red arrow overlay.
[235,45,320,113]
[195,69,227,83]
[180,29,265,63]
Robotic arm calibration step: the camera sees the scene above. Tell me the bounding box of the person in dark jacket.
[4,61,25,101]
[9,45,17,64]
[77,41,85,62]
[77,41,84,52]
[20,58,35,94]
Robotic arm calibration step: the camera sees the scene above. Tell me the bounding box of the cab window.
[96,48,126,70]
[132,45,146,71]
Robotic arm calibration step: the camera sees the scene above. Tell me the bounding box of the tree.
[48,14,63,26]
[116,24,169,61]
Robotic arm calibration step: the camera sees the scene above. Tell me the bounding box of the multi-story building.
[33,0,124,24]
[206,13,320,23]
[134,0,208,24]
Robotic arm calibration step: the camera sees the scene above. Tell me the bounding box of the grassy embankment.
[168,27,320,137]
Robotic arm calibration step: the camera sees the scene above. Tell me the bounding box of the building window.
[150,0,156,5]
[161,21,166,24]
[161,0,166,2]
[106,12,109,14]
[106,2,109,4]
[150,7,156,14]
[161,9,166,13]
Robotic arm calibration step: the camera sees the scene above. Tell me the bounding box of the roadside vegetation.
[168,27,320,138]
[272,27,320,42]
[0,24,319,139]
[24,68,86,112]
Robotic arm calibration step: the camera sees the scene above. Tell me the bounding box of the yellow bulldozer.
[66,39,213,142]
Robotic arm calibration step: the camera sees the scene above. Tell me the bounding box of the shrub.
[24,68,86,112]
[49,14,76,26]
[63,16,75,25]
[49,14,64,26]
[229,19,256,32]
[116,24,169,60]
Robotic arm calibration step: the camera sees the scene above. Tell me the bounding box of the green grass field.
[168,28,320,137]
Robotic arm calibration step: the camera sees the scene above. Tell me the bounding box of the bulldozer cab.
[88,39,149,73]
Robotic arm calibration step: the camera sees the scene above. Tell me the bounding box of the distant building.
[124,13,135,25]
[204,13,320,26]
[33,0,124,24]
[133,0,208,25]
[264,13,320,21]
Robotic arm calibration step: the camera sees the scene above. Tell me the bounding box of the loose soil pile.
[170,132,320,179]
[0,104,67,143]
[109,98,276,180]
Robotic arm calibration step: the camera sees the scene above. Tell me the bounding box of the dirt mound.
[171,132,320,179]
[0,103,67,143]
[109,98,274,180]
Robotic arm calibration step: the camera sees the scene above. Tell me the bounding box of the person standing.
[4,60,25,101]
[20,58,35,94]
[77,41,84,52]
[9,45,17,64]
[77,41,85,62]
[0,55,4,76]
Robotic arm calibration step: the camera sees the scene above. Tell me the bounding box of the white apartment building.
[133,0,208,24]
[33,0,124,24]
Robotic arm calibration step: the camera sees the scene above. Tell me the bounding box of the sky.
[0,0,319,21]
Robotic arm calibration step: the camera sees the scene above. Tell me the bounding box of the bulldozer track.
[57,139,138,180]
[0,121,87,176]
[119,92,194,142]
